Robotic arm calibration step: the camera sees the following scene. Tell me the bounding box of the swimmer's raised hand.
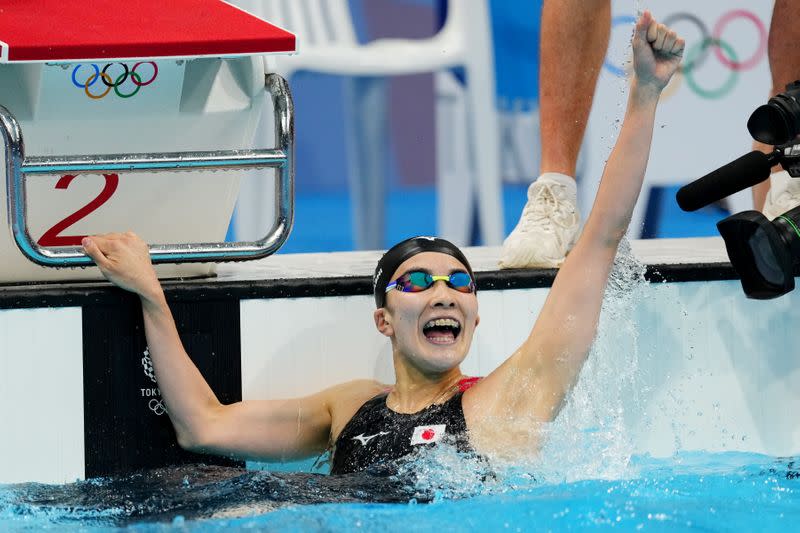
[82,232,162,301]
[632,10,684,93]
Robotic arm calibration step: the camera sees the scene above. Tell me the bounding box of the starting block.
[0,0,296,283]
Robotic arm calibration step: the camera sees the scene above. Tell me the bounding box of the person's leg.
[499,0,610,268]
[539,0,611,177]
[756,0,800,217]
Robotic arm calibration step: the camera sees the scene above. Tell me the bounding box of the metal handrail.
[2,73,294,267]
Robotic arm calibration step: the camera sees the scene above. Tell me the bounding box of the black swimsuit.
[330,389,475,475]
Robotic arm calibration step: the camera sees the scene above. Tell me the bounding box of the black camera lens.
[717,206,800,299]
[748,224,786,286]
[748,81,800,146]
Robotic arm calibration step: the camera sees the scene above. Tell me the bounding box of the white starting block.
[0,0,296,284]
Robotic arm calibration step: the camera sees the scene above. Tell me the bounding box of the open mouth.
[422,318,462,345]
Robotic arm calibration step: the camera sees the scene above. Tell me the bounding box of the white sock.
[536,172,577,191]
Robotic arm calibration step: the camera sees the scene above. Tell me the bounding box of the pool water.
[1,451,798,532]
[252,452,800,532]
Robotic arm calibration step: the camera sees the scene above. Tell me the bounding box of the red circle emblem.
[421,428,436,440]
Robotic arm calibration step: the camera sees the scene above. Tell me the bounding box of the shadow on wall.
[629,282,800,457]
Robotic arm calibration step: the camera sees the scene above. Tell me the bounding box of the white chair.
[232,0,503,249]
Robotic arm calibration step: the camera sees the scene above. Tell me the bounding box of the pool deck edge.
[0,237,775,308]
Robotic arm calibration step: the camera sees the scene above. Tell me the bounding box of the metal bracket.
[2,73,294,266]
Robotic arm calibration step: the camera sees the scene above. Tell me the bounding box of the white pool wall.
[0,308,84,483]
[241,279,800,459]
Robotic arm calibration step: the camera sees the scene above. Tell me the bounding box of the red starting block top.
[0,0,295,63]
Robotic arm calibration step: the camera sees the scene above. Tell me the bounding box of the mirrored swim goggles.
[385,270,476,295]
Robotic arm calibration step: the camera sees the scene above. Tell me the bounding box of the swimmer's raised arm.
[465,12,684,438]
[83,233,382,460]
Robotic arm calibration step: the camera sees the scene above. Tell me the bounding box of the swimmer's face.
[374,252,480,374]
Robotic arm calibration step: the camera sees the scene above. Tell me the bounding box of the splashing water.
[537,237,649,483]
[393,442,503,501]
[384,238,650,495]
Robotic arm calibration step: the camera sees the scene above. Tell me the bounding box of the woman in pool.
[82,12,683,474]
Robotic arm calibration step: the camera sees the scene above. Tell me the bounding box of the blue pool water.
[1,452,798,532]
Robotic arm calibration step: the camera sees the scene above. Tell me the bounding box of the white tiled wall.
[241,296,396,399]
[0,307,84,483]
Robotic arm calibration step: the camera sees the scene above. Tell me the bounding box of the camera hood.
[717,210,797,299]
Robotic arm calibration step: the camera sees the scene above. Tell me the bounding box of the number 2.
[38,173,119,246]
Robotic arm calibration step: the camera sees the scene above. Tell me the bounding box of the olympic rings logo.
[70,61,158,99]
[604,9,767,99]
[149,399,167,416]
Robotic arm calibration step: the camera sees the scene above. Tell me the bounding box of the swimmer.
[82,12,683,474]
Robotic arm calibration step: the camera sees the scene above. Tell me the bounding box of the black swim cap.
[373,236,475,308]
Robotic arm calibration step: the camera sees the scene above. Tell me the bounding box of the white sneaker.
[762,171,800,220]
[499,172,581,269]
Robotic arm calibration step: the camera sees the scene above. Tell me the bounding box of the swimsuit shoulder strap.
[457,376,481,391]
